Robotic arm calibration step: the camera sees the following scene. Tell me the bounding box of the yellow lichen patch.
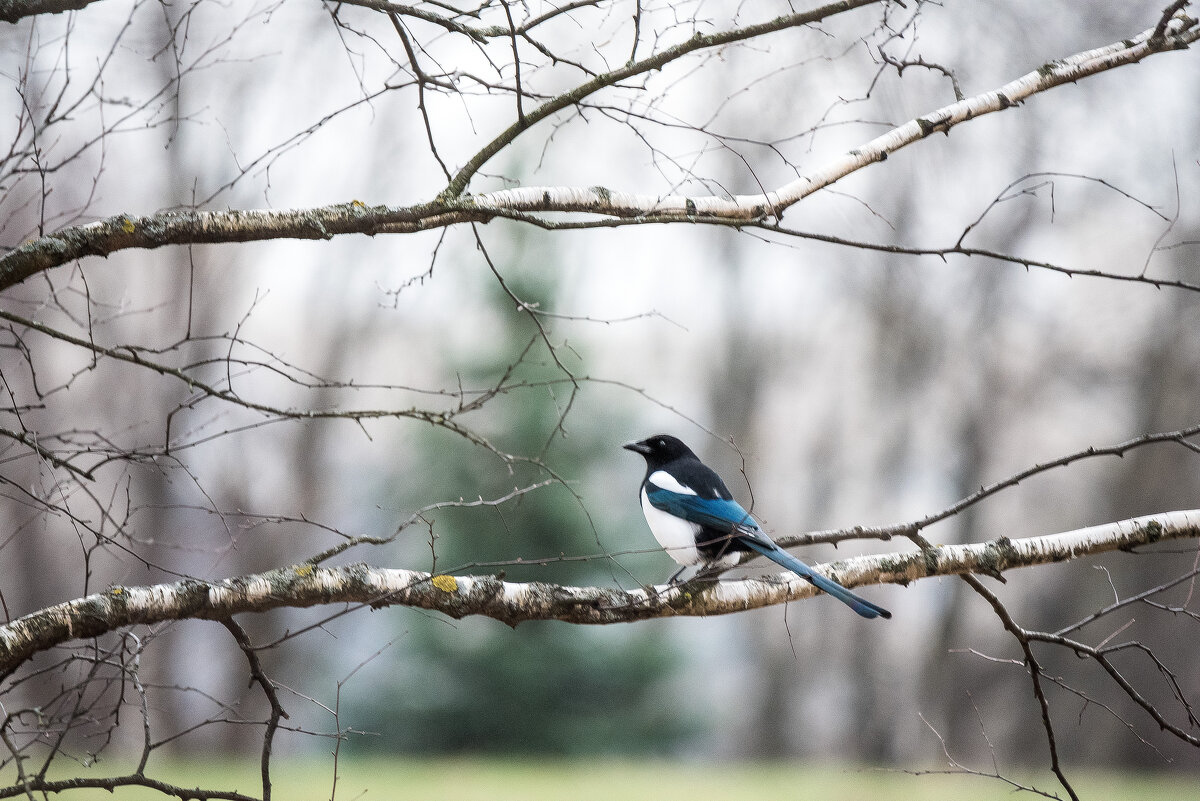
[431,574,458,593]
[295,564,314,577]
[351,199,366,208]
[121,217,136,234]
[109,586,124,595]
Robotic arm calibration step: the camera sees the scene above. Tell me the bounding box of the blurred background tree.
[1,1,1199,799]
[348,226,693,755]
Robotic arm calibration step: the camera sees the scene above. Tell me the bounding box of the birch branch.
[3,510,1197,678]
[1,8,1195,291]
[476,9,1200,219]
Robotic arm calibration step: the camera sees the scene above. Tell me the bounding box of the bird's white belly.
[640,488,703,566]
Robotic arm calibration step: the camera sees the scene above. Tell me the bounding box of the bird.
[624,434,891,620]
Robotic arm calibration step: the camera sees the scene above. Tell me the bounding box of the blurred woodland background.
[1,0,1199,796]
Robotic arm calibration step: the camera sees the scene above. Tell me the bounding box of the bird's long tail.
[744,540,891,619]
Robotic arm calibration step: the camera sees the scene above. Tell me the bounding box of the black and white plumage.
[624,434,890,620]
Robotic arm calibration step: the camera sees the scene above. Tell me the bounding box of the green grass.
[16,757,1200,800]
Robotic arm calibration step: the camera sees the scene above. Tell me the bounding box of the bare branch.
[0,0,103,24]
[4,4,1194,289]
[2,510,1197,678]
[220,619,287,801]
[960,574,1080,801]
[468,10,1200,216]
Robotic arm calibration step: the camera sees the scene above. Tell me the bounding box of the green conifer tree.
[349,229,693,755]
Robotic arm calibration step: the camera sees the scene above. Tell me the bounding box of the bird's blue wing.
[644,484,760,533]
[641,469,891,620]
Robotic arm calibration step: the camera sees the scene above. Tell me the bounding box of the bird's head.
[623,434,696,466]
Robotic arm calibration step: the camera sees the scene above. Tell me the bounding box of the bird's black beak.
[623,439,651,455]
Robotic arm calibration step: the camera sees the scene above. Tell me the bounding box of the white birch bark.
[3,510,1196,677]
[0,9,1195,289]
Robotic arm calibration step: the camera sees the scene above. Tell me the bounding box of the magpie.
[624,434,891,620]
